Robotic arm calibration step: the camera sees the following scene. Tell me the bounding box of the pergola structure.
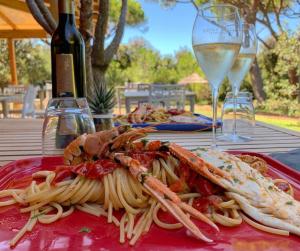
[0,0,54,85]
[0,0,101,85]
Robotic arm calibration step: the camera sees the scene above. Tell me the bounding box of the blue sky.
[122,1,197,55]
[122,0,299,55]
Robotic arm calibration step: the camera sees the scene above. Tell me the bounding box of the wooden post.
[7,38,18,85]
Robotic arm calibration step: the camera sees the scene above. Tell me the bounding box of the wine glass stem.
[233,92,237,136]
[211,88,219,148]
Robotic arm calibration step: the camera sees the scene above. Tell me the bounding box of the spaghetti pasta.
[0,154,296,248]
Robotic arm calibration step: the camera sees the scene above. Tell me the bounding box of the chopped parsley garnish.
[195,147,206,151]
[218,165,224,169]
[248,177,256,181]
[226,165,233,170]
[79,227,91,233]
[141,139,149,146]
[233,178,240,183]
[286,201,293,205]
[268,186,273,190]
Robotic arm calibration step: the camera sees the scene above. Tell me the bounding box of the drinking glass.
[192,3,242,148]
[220,92,255,141]
[224,22,257,142]
[42,97,95,156]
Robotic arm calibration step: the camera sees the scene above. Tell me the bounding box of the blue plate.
[114,114,222,131]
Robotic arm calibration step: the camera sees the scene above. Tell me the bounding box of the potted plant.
[88,83,115,132]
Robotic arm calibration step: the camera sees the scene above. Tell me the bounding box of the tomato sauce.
[178,162,222,196]
[175,162,224,213]
[72,159,120,180]
[167,108,185,116]
[275,182,290,192]
[52,166,74,184]
[192,195,223,213]
[129,151,167,169]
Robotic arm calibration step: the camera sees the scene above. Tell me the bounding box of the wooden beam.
[0,0,29,13]
[0,10,17,29]
[8,38,18,85]
[0,30,47,38]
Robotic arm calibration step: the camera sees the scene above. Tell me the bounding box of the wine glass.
[192,3,242,148]
[220,22,257,142]
[42,97,95,156]
[221,92,255,140]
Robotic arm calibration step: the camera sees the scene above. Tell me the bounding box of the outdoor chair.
[136,83,151,106]
[137,83,150,91]
[22,85,38,118]
[125,82,139,89]
[3,85,26,95]
[149,84,186,110]
[116,86,125,114]
[8,85,38,118]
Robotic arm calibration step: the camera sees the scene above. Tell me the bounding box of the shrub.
[255,99,300,117]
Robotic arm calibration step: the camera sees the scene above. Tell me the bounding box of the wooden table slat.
[0,119,299,167]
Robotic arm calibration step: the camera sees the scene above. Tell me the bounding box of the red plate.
[0,153,300,251]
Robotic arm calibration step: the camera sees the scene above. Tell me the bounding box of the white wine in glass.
[220,23,257,142]
[228,53,256,95]
[193,43,241,90]
[192,4,242,148]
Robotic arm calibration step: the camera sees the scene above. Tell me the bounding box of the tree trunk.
[250,58,266,103]
[298,84,300,104]
[27,0,128,99]
[288,68,298,85]
[79,0,94,96]
[93,65,108,91]
[287,68,300,103]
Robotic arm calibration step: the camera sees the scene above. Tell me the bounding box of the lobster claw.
[113,153,217,243]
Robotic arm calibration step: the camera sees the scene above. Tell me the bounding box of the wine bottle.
[51,0,86,98]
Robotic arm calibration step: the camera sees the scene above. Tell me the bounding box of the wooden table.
[124,90,196,113]
[0,119,300,167]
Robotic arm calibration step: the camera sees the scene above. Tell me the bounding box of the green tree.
[152,56,177,83]
[26,0,146,97]
[0,40,50,88]
[15,41,51,85]
[0,40,10,89]
[174,48,202,79]
[155,0,300,103]
[258,31,300,116]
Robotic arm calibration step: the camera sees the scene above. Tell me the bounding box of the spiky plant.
[88,83,115,114]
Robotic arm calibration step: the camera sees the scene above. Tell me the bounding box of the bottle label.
[56,54,76,96]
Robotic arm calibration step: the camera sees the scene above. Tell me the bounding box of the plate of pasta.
[114,104,221,131]
[0,127,300,251]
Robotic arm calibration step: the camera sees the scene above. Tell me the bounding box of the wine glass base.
[217,134,252,143]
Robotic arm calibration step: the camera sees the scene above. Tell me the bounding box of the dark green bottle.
[51,0,86,98]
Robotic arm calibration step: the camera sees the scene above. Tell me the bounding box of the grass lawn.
[193,105,300,132]
[255,115,300,132]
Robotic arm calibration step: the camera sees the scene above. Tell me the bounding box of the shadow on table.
[270,148,300,171]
